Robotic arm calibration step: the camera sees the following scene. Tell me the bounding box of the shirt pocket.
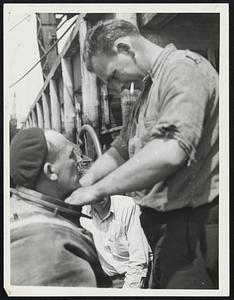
[107,223,129,256]
[142,117,159,143]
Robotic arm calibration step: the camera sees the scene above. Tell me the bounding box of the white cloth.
[81,195,151,288]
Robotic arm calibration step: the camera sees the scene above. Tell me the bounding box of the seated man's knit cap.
[10,128,48,189]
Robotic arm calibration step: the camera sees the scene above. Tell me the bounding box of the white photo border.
[4,3,229,297]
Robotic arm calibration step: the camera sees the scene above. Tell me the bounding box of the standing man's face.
[91,52,143,89]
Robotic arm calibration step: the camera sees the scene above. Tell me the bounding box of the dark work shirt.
[112,44,219,211]
[10,194,111,287]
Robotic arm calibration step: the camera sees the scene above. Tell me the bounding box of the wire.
[9,17,78,89]
[56,15,68,31]
[9,14,31,32]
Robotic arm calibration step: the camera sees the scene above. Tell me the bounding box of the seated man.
[10,128,111,287]
[81,195,152,288]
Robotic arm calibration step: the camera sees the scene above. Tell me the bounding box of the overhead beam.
[36,13,58,79]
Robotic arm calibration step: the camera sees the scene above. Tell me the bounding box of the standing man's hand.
[65,185,102,206]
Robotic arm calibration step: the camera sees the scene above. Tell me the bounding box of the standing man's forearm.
[92,139,186,198]
[80,147,126,187]
[66,139,187,206]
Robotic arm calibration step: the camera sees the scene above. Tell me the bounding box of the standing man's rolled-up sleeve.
[148,60,210,165]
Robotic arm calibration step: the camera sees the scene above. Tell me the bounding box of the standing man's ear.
[43,162,58,181]
[116,42,135,58]
[117,42,130,53]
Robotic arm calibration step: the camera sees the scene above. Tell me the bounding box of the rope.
[9,17,78,89]
[8,14,31,32]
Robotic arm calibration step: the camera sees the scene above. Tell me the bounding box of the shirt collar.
[88,197,114,222]
[11,186,90,223]
[143,43,177,84]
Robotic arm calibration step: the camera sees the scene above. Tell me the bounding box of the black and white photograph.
[4,3,229,297]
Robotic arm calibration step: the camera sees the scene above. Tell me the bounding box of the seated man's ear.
[43,162,58,181]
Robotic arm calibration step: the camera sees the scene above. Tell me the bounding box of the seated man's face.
[46,131,83,197]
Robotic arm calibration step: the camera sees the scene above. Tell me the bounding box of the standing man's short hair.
[84,19,139,72]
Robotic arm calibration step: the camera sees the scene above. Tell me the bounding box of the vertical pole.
[28,115,33,127]
[61,57,76,142]
[50,79,61,132]
[42,92,51,129]
[79,17,99,133]
[32,109,38,127]
[74,93,83,142]
[100,84,110,128]
[36,101,44,128]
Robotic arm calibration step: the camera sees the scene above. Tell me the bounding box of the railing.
[23,14,99,144]
[23,13,139,149]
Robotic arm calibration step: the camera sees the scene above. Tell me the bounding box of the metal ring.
[79,124,102,159]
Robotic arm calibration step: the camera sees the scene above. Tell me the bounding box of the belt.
[140,196,219,217]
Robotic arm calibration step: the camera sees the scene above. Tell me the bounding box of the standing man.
[66,19,219,289]
[80,195,152,288]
